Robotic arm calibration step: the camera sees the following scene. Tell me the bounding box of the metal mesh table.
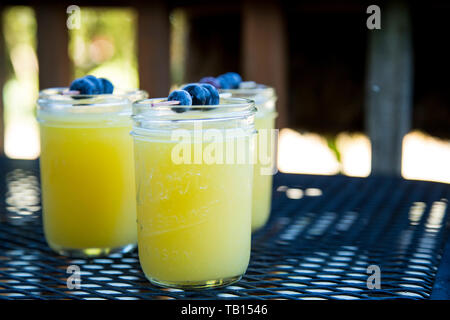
[0,158,449,300]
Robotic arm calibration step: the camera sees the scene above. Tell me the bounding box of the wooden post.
[242,0,288,129]
[365,0,413,176]
[138,1,170,97]
[35,5,71,89]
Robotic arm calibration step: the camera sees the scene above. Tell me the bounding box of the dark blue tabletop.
[430,237,450,299]
[0,158,449,300]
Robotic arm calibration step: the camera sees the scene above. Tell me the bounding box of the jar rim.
[132,97,257,122]
[38,87,147,105]
[39,87,147,99]
[219,85,277,115]
[219,84,276,97]
[37,87,148,114]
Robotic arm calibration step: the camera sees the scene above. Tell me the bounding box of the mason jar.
[132,97,256,289]
[221,86,278,232]
[37,88,148,257]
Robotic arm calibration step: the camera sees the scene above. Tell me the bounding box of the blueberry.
[168,89,192,113]
[168,90,192,105]
[99,78,114,94]
[69,77,97,95]
[200,83,219,105]
[217,74,233,89]
[84,75,103,94]
[199,77,221,89]
[217,72,242,89]
[181,83,209,105]
[225,72,242,87]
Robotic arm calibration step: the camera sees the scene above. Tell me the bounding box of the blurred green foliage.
[68,7,139,89]
[2,6,38,119]
[170,9,188,87]
[2,7,40,158]
[1,6,141,158]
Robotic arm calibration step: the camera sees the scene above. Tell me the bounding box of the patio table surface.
[0,158,449,300]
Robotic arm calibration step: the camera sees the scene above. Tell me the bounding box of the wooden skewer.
[150,100,181,107]
[62,90,80,95]
[61,90,183,108]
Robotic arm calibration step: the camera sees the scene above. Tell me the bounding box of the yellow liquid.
[134,133,253,288]
[39,115,137,256]
[252,112,277,231]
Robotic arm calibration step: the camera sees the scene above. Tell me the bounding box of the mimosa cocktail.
[132,97,256,289]
[222,86,277,231]
[38,87,147,257]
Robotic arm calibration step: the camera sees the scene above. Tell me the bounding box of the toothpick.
[62,90,80,95]
[150,100,181,107]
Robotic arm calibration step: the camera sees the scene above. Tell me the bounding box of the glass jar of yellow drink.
[221,86,277,232]
[132,97,256,289]
[37,88,148,257]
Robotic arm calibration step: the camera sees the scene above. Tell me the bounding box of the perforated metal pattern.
[0,159,449,300]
